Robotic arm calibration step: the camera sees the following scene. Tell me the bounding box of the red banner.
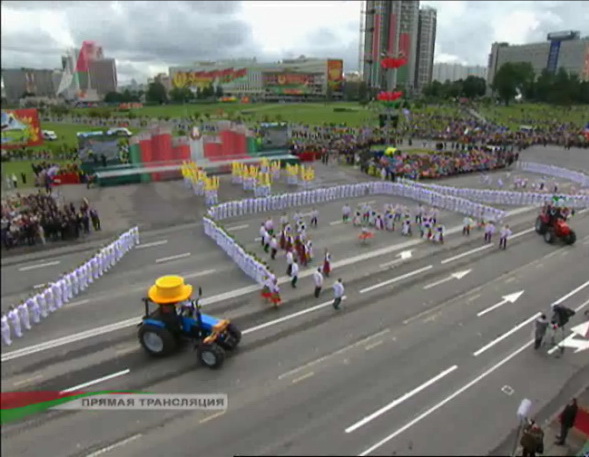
[1,108,43,150]
[327,60,343,91]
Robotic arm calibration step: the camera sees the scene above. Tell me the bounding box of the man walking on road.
[313,267,323,298]
[332,279,344,310]
[556,398,578,446]
[534,314,549,349]
[290,261,299,288]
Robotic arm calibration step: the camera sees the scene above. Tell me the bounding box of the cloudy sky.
[1,1,588,84]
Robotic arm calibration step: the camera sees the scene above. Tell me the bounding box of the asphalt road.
[2,209,588,457]
[1,146,588,457]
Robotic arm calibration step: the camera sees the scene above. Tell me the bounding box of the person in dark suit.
[556,398,578,445]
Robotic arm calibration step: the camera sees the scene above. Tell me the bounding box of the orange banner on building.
[1,109,43,150]
[327,59,343,91]
[173,68,247,88]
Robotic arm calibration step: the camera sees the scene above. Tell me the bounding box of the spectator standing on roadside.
[520,420,544,457]
[556,398,578,446]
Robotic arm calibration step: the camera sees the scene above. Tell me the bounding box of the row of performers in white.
[1,228,139,345]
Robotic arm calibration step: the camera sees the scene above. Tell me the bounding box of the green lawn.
[32,122,140,152]
[478,103,589,131]
[1,159,71,189]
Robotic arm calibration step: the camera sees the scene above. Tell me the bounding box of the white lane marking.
[60,369,130,393]
[184,269,217,279]
[346,365,458,433]
[136,240,168,249]
[0,207,550,363]
[364,340,383,351]
[473,314,541,357]
[84,434,143,457]
[199,411,225,424]
[67,299,90,308]
[330,220,343,226]
[359,265,433,294]
[226,224,249,232]
[242,297,347,335]
[358,340,533,456]
[18,261,60,272]
[474,280,589,356]
[155,252,191,263]
[12,374,43,387]
[33,283,46,289]
[292,372,315,384]
[441,244,492,265]
[278,329,390,380]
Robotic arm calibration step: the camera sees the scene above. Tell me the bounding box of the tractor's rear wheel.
[544,230,555,244]
[197,342,226,369]
[565,231,576,245]
[138,325,177,357]
[535,217,547,234]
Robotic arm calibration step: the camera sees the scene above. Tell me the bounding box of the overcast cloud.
[1,1,588,84]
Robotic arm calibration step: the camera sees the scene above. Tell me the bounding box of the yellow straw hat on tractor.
[148,275,193,304]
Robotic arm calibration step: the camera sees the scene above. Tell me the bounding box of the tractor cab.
[137,275,241,369]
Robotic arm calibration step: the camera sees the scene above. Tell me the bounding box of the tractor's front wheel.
[138,325,177,357]
[535,217,547,234]
[564,231,576,245]
[197,342,226,369]
[219,323,242,351]
[544,230,555,244]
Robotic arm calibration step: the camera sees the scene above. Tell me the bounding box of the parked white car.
[106,127,133,137]
[42,130,58,141]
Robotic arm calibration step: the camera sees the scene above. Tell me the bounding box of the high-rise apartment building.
[362,0,420,93]
[89,58,117,96]
[414,6,436,92]
[432,63,487,82]
[1,68,58,103]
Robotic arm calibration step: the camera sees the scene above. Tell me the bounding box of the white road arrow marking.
[548,333,589,354]
[571,321,589,339]
[477,291,525,317]
[379,250,413,268]
[423,269,472,290]
[548,321,589,354]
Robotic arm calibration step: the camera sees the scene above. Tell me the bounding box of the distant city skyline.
[1,1,588,84]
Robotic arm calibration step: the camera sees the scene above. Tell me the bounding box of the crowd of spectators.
[1,191,101,250]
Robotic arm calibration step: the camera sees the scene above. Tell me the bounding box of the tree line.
[104,82,224,105]
[491,62,589,105]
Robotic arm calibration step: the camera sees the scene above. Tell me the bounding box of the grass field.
[2,159,71,190]
[70,102,464,126]
[478,103,589,130]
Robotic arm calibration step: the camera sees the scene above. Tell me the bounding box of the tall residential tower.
[362,0,420,93]
[415,6,436,92]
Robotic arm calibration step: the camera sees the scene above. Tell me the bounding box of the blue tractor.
[137,275,241,369]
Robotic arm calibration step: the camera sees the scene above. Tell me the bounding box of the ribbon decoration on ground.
[518,161,589,187]
[398,179,589,209]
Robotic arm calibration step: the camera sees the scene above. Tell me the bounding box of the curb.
[488,365,589,456]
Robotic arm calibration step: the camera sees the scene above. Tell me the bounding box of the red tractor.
[535,205,576,245]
